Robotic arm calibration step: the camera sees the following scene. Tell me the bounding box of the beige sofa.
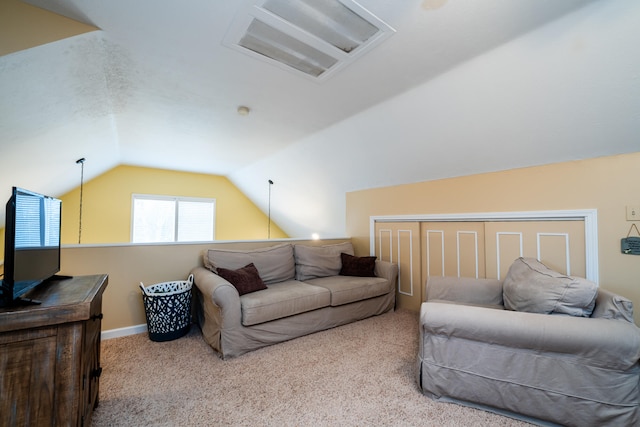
[417,257,640,427]
[190,242,398,359]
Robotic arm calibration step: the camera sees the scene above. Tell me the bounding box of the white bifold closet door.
[375,219,586,312]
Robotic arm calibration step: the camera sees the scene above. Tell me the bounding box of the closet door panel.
[374,222,421,311]
[376,228,393,264]
[421,222,485,282]
[458,229,483,278]
[424,228,445,278]
[484,221,586,280]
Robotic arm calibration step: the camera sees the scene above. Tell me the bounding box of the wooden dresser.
[0,274,108,427]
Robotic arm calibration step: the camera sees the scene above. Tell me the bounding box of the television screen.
[1,187,62,305]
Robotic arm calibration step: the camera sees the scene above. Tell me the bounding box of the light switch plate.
[627,206,640,221]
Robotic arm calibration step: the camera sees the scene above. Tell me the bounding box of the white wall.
[230,0,640,238]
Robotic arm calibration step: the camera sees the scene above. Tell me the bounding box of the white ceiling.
[1,0,639,238]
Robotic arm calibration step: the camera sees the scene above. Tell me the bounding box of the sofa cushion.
[204,243,295,285]
[339,253,376,277]
[304,275,389,306]
[503,257,597,317]
[293,242,354,281]
[216,263,267,296]
[240,280,331,326]
[426,276,504,307]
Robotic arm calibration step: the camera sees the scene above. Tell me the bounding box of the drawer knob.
[91,313,104,321]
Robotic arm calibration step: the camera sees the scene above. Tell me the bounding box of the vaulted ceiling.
[1,0,638,238]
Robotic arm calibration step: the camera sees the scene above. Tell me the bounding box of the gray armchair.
[417,260,640,427]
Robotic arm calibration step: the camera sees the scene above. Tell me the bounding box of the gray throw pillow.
[294,242,354,281]
[204,243,295,285]
[503,257,597,317]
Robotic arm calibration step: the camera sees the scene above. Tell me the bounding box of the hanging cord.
[76,158,86,244]
[268,180,274,239]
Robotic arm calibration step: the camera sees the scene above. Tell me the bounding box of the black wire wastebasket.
[139,274,193,342]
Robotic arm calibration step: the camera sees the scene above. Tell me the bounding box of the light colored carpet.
[92,310,531,426]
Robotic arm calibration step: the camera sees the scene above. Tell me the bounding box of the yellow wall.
[346,152,640,324]
[0,0,98,56]
[59,165,287,244]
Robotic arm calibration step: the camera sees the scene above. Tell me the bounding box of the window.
[131,194,215,243]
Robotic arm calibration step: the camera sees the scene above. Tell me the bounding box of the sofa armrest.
[426,276,503,307]
[592,288,635,322]
[420,301,640,369]
[374,260,399,288]
[190,266,242,325]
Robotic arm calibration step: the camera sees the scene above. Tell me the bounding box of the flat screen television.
[1,187,62,307]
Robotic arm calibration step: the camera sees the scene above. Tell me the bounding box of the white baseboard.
[102,323,147,340]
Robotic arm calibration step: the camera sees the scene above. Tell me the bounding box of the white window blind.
[15,194,42,248]
[14,195,60,248]
[44,197,60,246]
[132,195,215,243]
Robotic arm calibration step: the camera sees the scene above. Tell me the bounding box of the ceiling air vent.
[224,0,395,81]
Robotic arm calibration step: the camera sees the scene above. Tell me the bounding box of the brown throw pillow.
[217,263,267,296]
[339,253,377,277]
